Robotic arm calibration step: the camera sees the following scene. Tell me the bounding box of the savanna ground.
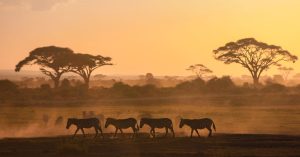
[0,133,299,157]
[0,96,300,156]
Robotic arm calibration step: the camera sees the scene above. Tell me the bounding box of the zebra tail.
[212,121,216,131]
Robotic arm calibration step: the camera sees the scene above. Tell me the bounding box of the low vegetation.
[1,76,300,106]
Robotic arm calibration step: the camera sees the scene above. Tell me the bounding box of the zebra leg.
[94,127,98,138]
[99,127,104,138]
[114,128,118,137]
[208,128,212,137]
[131,126,136,138]
[150,129,154,137]
[190,129,194,138]
[152,128,156,138]
[195,129,200,137]
[73,128,80,139]
[164,127,168,137]
[119,128,124,137]
[81,128,86,137]
[170,127,175,138]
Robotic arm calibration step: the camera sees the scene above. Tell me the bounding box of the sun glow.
[0,0,300,76]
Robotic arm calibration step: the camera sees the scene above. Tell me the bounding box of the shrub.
[175,78,206,93]
[262,83,286,92]
[206,76,235,92]
[0,79,18,92]
[0,80,19,100]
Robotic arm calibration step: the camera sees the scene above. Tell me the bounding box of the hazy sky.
[0,0,300,76]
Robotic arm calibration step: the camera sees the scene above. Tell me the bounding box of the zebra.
[105,118,139,138]
[179,118,216,137]
[140,118,175,138]
[66,118,104,139]
[55,116,63,126]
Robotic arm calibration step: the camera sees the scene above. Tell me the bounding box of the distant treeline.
[1,76,300,105]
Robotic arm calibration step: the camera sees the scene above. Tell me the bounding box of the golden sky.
[0,0,300,76]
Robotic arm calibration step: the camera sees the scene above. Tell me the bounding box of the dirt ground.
[0,133,299,157]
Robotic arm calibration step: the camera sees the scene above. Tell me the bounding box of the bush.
[0,80,19,100]
[0,79,18,92]
[262,83,286,92]
[39,84,52,99]
[206,76,235,92]
[175,78,206,93]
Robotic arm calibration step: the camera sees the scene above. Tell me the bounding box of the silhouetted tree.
[278,66,293,81]
[145,73,154,81]
[69,53,112,88]
[186,64,213,79]
[143,73,160,86]
[15,46,74,88]
[213,38,297,86]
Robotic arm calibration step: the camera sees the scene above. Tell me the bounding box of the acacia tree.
[69,53,112,88]
[213,38,297,86]
[278,66,294,81]
[186,64,213,79]
[15,46,74,88]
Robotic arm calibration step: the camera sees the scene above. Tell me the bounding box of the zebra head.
[105,118,114,128]
[66,118,75,129]
[179,118,185,128]
[139,118,145,128]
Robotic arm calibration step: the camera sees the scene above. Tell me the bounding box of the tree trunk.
[80,74,91,89]
[53,78,60,89]
[84,77,90,89]
[52,71,63,89]
[253,76,260,87]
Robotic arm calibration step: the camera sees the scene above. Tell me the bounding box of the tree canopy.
[15,46,74,88]
[69,53,112,88]
[186,64,213,79]
[278,66,294,81]
[213,38,297,86]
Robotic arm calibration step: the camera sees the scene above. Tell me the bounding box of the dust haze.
[1,99,299,138]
